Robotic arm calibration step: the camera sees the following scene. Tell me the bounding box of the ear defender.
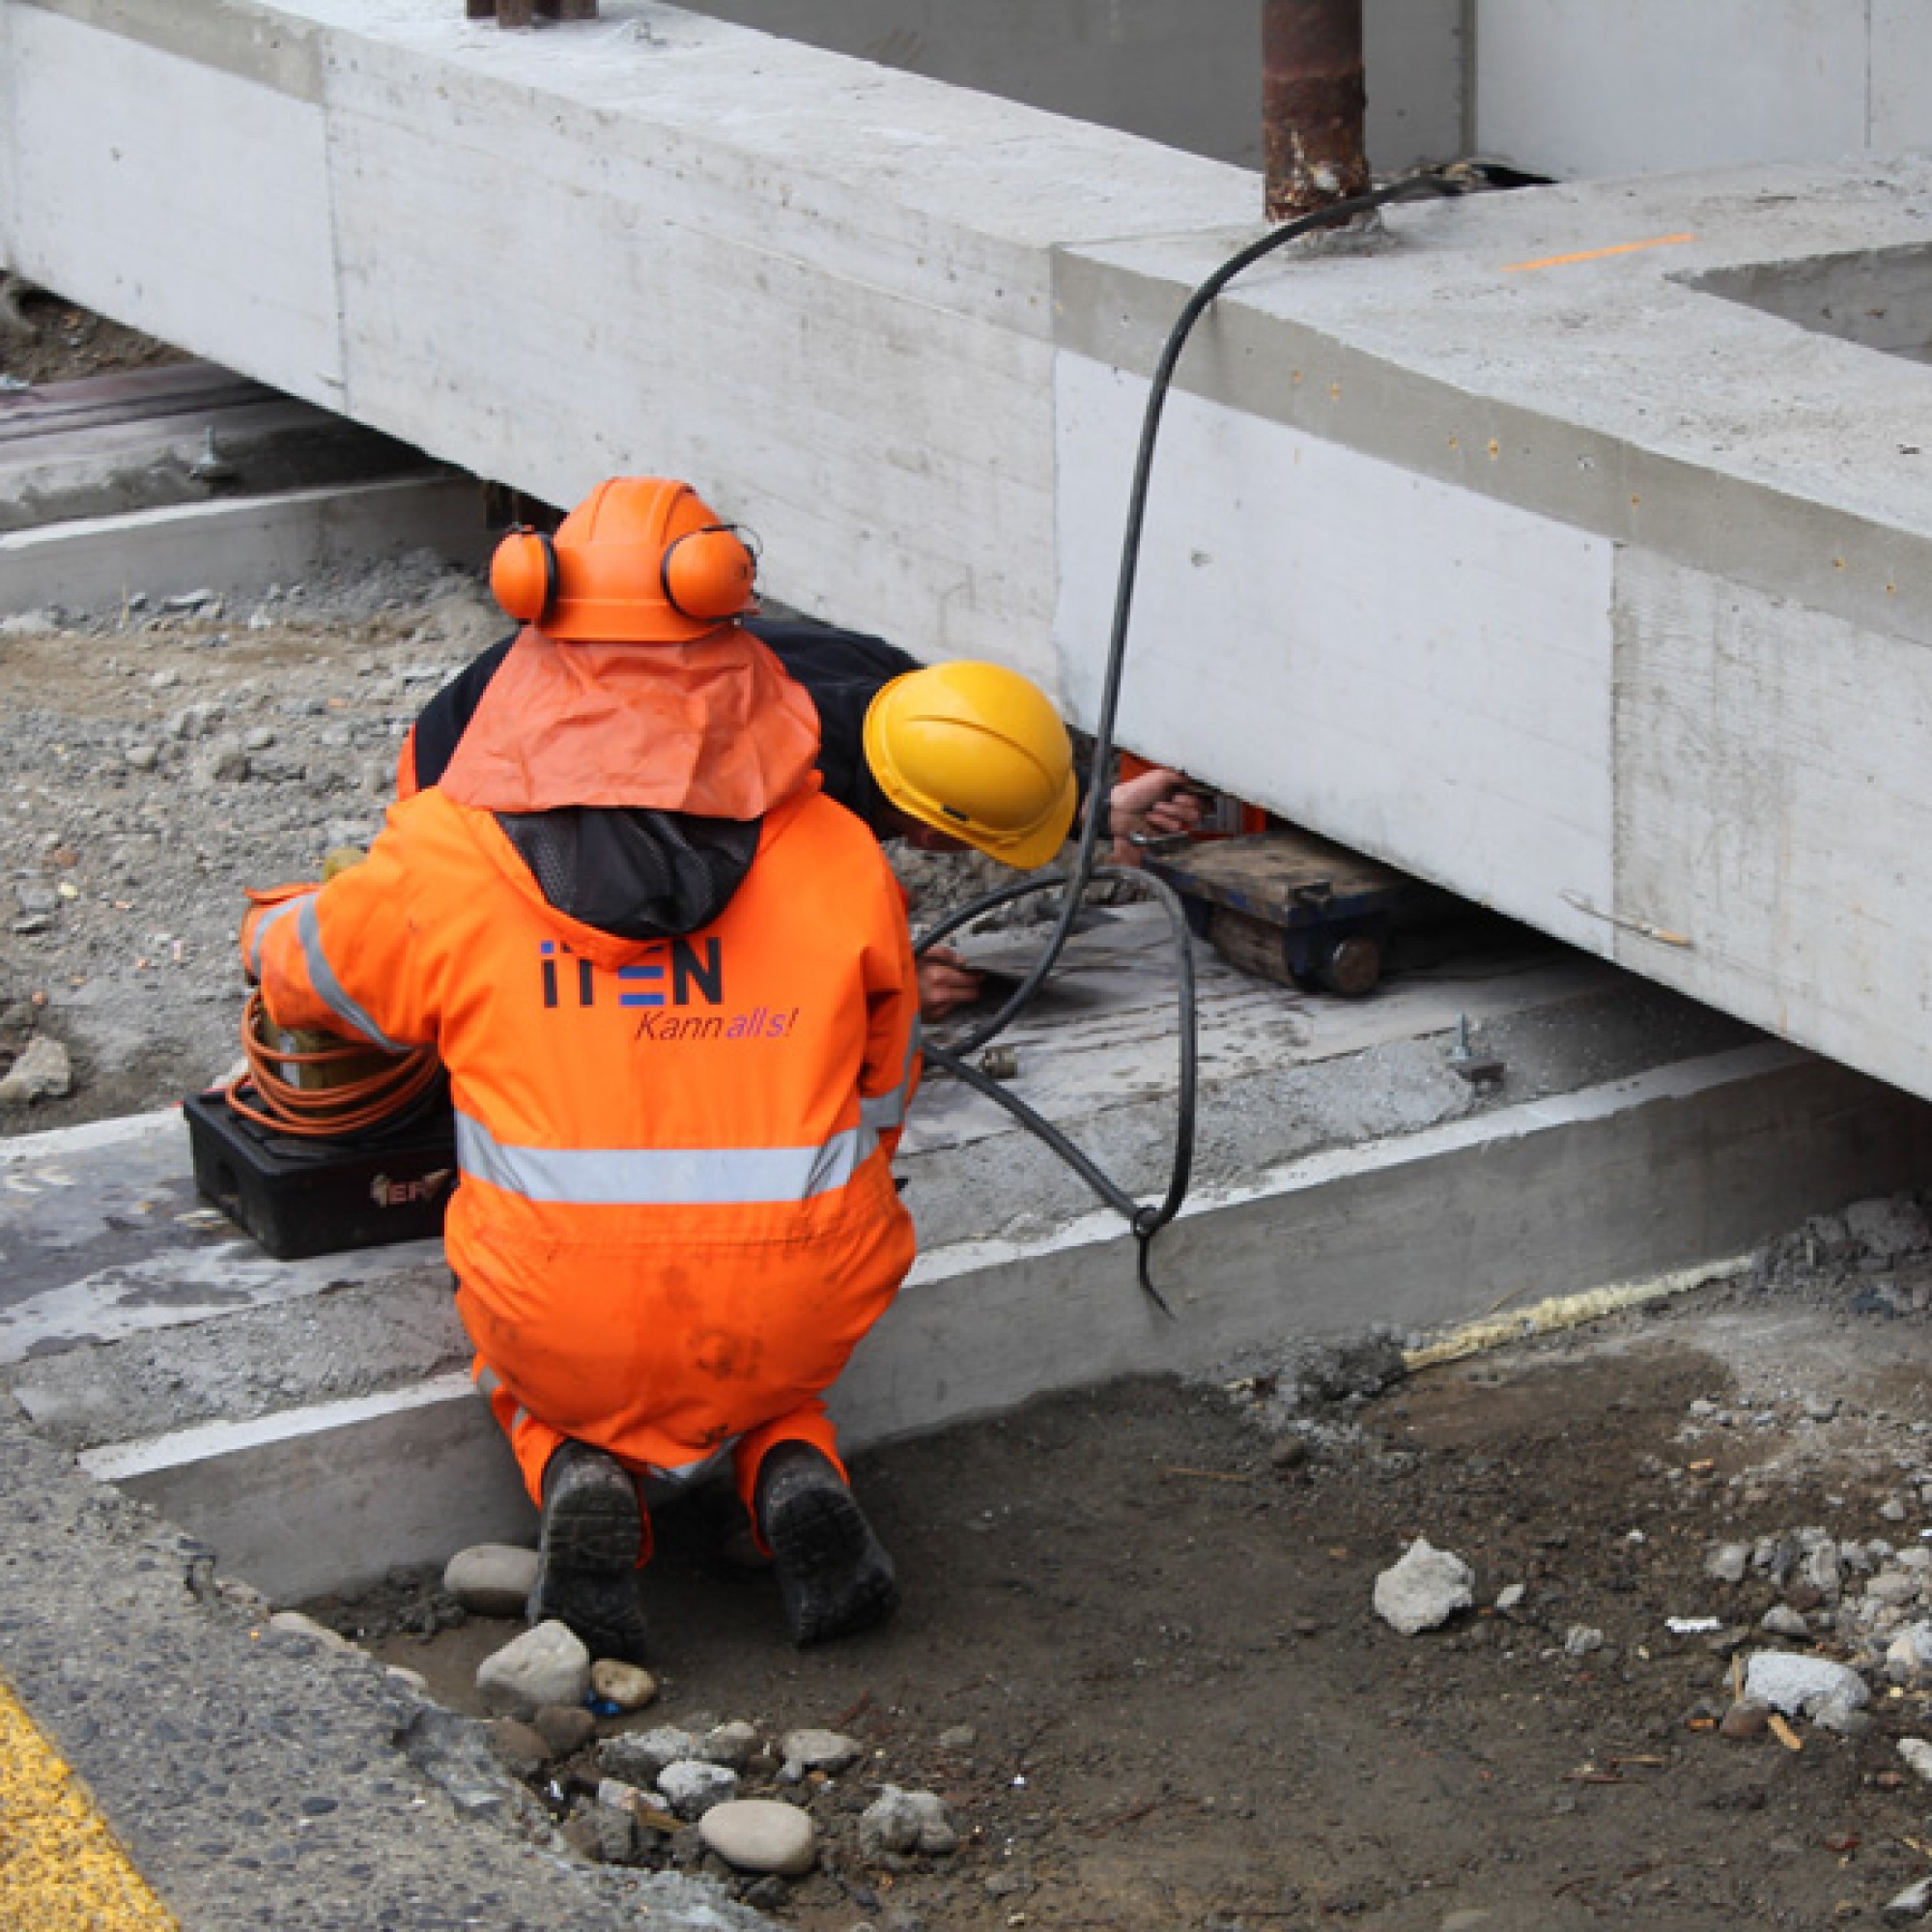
[661,525,756,621]
[490,526,559,625]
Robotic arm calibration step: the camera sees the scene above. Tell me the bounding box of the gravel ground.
[0,554,509,1129]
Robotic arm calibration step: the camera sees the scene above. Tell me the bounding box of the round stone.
[589,1659,658,1711]
[698,1798,818,1875]
[443,1543,540,1618]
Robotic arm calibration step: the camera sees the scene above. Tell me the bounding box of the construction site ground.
[10,324,1932,1930]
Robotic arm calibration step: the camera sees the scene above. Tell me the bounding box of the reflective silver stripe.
[475,1366,502,1399]
[859,1016,923,1130]
[456,1111,879,1207]
[511,1405,531,1435]
[296,895,412,1054]
[244,895,306,979]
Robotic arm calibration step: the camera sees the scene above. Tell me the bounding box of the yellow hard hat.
[863,661,1078,870]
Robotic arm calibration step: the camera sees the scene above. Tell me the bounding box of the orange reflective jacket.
[242,780,921,1482]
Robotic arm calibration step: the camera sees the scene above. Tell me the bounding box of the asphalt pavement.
[0,1393,775,1931]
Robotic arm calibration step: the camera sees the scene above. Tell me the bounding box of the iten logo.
[540,937,723,1009]
[371,1168,453,1209]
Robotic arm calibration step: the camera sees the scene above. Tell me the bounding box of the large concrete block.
[1613,548,1932,1102]
[5,3,339,395]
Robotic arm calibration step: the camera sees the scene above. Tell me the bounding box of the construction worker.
[242,477,921,1662]
[401,618,1202,1019]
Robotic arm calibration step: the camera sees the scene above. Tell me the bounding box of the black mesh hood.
[496,807,760,940]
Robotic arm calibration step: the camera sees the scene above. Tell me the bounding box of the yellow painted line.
[0,1672,177,1930]
[1502,232,1695,272]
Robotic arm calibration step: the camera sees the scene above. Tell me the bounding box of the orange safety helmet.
[863,661,1078,870]
[489,477,758,644]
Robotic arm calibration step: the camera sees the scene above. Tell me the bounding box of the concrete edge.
[72,1037,1930,1600]
[0,470,491,610]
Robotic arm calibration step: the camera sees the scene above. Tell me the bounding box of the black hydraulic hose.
[915,166,1467,1302]
[921,862,1197,1313]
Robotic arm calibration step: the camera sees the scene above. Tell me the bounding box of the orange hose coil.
[222,987,441,1139]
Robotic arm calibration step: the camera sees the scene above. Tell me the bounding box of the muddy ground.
[308,1251,1932,1932]
[12,324,1932,1930]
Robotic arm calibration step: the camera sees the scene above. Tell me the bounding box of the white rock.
[1492,1583,1526,1614]
[475,1620,590,1719]
[1888,1624,1932,1683]
[1883,1873,1932,1922]
[1705,1543,1750,1584]
[698,1798,818,1875]
[442,1544,539,1618]
[698,1720,760,1769]
[590,1659,658,1711]
[1898,1737,1932,1785]
[1743,1650,1870,1719]
[1760,1605,1810,1638]
[1801,1544,1844,1600]
[1373,1538,1474,1635]
[0,1036,72,1106]
[599,1726,697,1783]
[658,1759,738,1820]
[779,1727,863,1776]
[858,1786,958,1860]
[1870,1569,1926,1607]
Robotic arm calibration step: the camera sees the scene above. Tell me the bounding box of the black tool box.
[1141,825,1459,997]
[184,1083,459,1261]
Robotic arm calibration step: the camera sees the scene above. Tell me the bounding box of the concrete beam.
[7,2,1932,1107]
[0,474,492,611]
[73,1038,1932,1600]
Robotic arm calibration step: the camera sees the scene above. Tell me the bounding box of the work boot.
[527,1440,651,1665]
[753,1441,899,1647]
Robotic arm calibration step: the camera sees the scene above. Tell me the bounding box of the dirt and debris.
[14,323,1932,1929]
[295,1229,1932,1932]
[0,273,189,389]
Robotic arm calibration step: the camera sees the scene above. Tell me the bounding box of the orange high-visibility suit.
[242,678,920,1535]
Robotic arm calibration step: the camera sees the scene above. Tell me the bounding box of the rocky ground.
[13,320,1932,1930]
[0,547,509,1126]
[313,1225,1932,1932]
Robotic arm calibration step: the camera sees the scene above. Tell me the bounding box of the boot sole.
[529,1458,645,1641]
[543,1479,640,1575]
[766,1480,899,1646]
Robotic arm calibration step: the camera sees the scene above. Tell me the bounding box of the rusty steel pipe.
[1263,0,1370,223]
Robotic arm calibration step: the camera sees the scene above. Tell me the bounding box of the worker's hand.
[918,946,984,1021]
[1106,767,1204,864]
[1109,767,1204,840]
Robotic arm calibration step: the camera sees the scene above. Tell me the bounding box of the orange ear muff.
[490,526,558,625]
[662,525,756,621]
